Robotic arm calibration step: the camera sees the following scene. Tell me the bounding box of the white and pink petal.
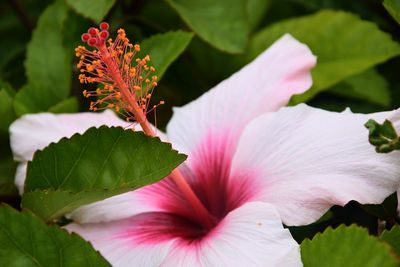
[166,34,316,172]
[68,202,301,267]
[161,202,301,267]
[231,104,400,226]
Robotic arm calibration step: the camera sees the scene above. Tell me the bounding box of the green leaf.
[22,126,186,222]
[365,119,400,153]
[329,68,390,107]
[0,88,15,132]
[246,0,271,31]
[381,225,400,256]
[362,193,398,220]
[301,225,398,267]
[66,0,116,23]
[384,0,400,25]
[48,97,79,114]
[15,0,71,116]
[165,0,248,53]
[140,31,194,80]
[14,84,72,117]
[249,10,400,104]
[0,205,110,266]
[0,156,17,197]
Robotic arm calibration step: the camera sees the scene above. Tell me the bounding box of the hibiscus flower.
[10,34,400,266]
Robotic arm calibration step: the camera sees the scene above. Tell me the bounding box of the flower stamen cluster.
[75,22,163,123]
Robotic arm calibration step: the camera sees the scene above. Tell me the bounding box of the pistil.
[77,23,215,229]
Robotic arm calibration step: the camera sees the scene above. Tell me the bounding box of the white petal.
[166,35,316,163]
[161,202,301,267]
[14,162,27,194]
[10,110,131,162]
[66,219,174,266]
[68,188,164,223]
[231,104,400,226]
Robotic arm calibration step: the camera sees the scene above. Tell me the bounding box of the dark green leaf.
[381,225,400,256]
[48,97,79,114]
[22,126,186,222]
[0,87,16,132]
[13,85,56,117]
[384,0,400,25]
[15,0,71,115]
[365,119,400,153]
[362,193,398,220]
[66,0,116,23]
[0,205,110,266]
[249,10,400,104]
[0,156,17,197]
[165,0,248,53]
[246,0,271,31]
[301,225,398,267]
[140,31,194,80]
[329,68,390,107]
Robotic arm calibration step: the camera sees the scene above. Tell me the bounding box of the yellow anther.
[97,69,104,77]
[129,68,136,77]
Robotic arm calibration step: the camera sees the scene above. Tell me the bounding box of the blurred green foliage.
[1,0,400,264]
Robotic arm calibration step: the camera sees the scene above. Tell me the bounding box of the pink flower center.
[120,135,261,244]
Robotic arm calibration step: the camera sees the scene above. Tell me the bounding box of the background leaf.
[384,0,400,25]
[0,85,16,132]
[22,126,186,221]
[380,225,400,256]
[246,0,272,30]
[0,205,110,266]
[361,193,398,220]
[0,156,17,197]
[48,97,79,114]
[248,10,400,104]
[165,0,248,53]
[66,0,116,23]
[139,31,194,80]
[14,0,71,116]
[301,225,398,267]
[329,68,390,107]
